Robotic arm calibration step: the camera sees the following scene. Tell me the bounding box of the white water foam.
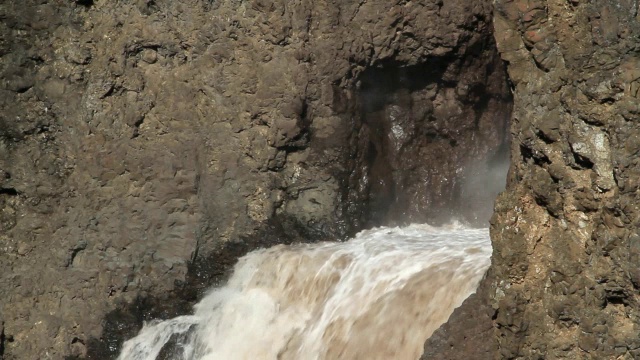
[118,223,491,360]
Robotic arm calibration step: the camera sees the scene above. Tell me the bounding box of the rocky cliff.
[424,1,640,359]
[0,1,509,359]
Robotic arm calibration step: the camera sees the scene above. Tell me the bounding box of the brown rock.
[424,1,640,359]
[0,0,510,359]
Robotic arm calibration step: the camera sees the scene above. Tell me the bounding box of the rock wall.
[424,1,640,358]
[0,0,509,359]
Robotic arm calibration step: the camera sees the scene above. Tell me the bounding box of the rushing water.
[118,223,491,360]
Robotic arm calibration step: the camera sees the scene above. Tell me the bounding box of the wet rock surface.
[424,1,640,359]
[347,55,511,228]
[0,0,509,359]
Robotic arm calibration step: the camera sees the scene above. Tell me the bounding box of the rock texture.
[0,0,509,359]
[424,1,640,359]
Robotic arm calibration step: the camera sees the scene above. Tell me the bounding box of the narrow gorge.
[1,0,637,359]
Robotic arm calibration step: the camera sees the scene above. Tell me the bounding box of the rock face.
[424,1,640,359]
[0,0,509,359]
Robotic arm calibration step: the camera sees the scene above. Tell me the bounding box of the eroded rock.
[0,1,509,359]
[424,1,640,359]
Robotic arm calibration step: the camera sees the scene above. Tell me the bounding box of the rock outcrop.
[0,0,509,359]
[424,1,640,358]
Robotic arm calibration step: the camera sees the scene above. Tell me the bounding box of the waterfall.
[118,223,491,360]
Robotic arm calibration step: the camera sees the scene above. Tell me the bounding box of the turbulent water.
[118,223,491,360]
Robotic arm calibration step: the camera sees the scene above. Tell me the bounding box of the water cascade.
[118,223,491,360]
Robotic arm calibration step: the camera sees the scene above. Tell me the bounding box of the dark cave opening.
[344,52,513,230]
[75,0,94,8]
